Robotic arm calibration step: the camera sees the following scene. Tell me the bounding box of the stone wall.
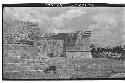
[66,52,92,59]
[36,39,64,57]
[3,44,49,74]
[65,33,92,59]
[66,36,90,51]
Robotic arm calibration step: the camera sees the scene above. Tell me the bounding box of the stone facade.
[36,39,64,57]
[66,52,92,59]
[35,31,92,59]
[65,31,92,59]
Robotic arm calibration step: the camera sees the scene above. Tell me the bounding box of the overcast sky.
[3,7,125,47]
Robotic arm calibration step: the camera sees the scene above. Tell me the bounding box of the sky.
[3,7,125,47]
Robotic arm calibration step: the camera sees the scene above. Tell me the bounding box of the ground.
[3,57,125,79]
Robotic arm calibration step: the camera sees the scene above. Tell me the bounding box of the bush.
[43,65,56,74]
[91,45,125,60]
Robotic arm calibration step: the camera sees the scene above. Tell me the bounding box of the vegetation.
[91,44,125,60]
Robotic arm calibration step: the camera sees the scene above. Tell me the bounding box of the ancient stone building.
[35,36,64,58]
[65,31,92,59]
[36,31,92,59]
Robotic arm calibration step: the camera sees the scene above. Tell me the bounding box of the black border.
[2,3,125,7]
[2,3,125,81]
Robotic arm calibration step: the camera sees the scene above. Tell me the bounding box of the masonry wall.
[66,52,92,59]
[3,44,50,79]
[66,37,90,51]
[37,39,64,57]
[3,39,64,76]
[65,35,92,59]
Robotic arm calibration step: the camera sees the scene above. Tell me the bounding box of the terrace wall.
[36,39,64,57]
[66,52,92,59]
[3,44,48,74]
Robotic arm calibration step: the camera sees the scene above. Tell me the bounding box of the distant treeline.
[91,44,125,60]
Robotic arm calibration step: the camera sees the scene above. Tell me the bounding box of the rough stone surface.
[3,44,125,79]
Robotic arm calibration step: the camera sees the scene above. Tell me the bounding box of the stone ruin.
[36,31,92,59]
[4,20,92,59]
